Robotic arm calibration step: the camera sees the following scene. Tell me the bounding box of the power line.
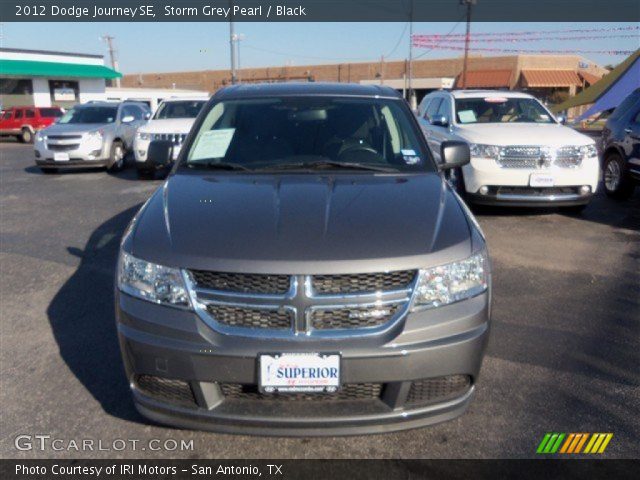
[413,15,467,60]
[242,44,371,62]
[385,22,409,59]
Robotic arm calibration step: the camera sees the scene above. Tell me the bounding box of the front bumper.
[462,156,599,206]
[34,141,109,168]
[116,290,490,435]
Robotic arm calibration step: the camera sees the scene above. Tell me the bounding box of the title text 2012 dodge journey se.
[116,84,491,435]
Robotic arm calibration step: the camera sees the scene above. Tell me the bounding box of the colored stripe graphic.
[538,433,613,454]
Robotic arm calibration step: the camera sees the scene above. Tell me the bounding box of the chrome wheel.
[604,159,621,192]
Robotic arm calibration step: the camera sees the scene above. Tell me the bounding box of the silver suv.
[115,83,490,435]
[34,101,150,173]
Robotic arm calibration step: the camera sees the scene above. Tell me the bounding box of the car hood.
[454,123,594,146]
[42,123,107,135]
[128,173,473,274]
[138,118,195,134]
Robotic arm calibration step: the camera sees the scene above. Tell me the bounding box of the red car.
[0,106,64,143]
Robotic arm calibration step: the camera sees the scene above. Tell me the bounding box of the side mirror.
[144,112,151,120]
[147,140,174,167]
[121,115,135,124]
[439,141,470,171]
[556,115,567,125]
[430,115,449,127]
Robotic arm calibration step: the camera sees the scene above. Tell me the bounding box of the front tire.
[108,141,125,172]
[603,152,634,200]
[20,128,34,143]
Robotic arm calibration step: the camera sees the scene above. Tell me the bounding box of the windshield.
[58,106,117,124]
[454,97,555,124]
[183,96,432,172]
[154,100,206,120]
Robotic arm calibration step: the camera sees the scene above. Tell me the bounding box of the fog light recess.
[479,186,489,195]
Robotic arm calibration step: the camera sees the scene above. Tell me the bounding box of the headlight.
[580,144,597,158]
[36,132,45,142]
[469,143,500,160]
[136,131,150,141]
[411,251,488,311]
[84,130,103,150]
[117,251,191,308]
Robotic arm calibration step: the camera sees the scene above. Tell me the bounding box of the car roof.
[214,82,403,100]
[160,97,209,103]
[445,90,534,99]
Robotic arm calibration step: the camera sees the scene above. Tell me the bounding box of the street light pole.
[408,0,416,110]
[460,0,476,90]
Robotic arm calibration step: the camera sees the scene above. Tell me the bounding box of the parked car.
[134,97,208,178]
[115,83,490,435]
[0,106,64,143]
[34,101,150,173]
[417,90,599,211]
[600,88,640,199]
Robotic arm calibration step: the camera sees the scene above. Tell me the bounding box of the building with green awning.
[0,48,122,109]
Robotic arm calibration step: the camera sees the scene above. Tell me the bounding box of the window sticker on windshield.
[458,110,477,123]
[539,114,550,120]
[190,128,235,160]
[401,149,421,165]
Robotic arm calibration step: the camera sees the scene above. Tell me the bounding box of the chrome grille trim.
[183,272,415,338]
[496,145,583,169]
[150,133,187,144]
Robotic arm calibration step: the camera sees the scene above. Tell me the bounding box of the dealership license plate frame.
[258,353,341,394]
[53,152,70,162]
[529,173,555,187]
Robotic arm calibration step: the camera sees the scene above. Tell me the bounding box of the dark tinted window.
[436,98,452,121]
[39,108,63,118]
[0,79,33,94]
[418,97,431,118]
[15,110,23,119]
[25,109,35,118]
[185,96,432,172]
[122,105,143,120]
[2,112,11,120]
[58,106,118,124]
[154,100,206,119]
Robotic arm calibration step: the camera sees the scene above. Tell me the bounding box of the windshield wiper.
[188,161,251,171]
[256,160,398,173]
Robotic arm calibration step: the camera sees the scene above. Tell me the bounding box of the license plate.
[530,173,554,187]
[53,152,69,162]
[259,353,340,393]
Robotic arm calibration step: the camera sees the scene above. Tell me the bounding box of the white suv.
[134,97,208,178]
[418,90,599,211]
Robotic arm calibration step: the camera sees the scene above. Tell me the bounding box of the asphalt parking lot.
[1,140,638,459]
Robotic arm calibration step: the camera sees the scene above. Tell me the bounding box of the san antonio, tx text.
[16,464,283,477]
[15,4,307,19]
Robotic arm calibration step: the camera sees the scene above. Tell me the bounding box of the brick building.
[122,54,609,112]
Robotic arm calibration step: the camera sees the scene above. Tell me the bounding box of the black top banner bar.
[3,0,640,22]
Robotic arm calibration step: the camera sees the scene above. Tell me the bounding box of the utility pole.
[229,21,237,84]
[379,55,385,85]
[234,33,245,82]
[460,0,476,89]
[100,34,120,88]
[408,0,416,110]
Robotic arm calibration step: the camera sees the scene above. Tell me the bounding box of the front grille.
[219,383,383,401]
[47,144,79,152]
[312,271,417,295]
[151,133,187,144]
[406,375,472,407]
[498,146,546,169]
[190,270,291,294]
[135,375,196,406]
[46,135,82,140]
[206,304,292,329]
[497,145,583,169]
[311,303,403,330]
[492,186,580,196]
[555,146,583,168]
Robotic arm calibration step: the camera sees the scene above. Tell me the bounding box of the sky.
[2,22,638,74]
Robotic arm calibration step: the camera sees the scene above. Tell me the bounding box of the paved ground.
[1,141,638,459]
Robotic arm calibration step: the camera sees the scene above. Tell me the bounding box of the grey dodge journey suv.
[116,83,491,435]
